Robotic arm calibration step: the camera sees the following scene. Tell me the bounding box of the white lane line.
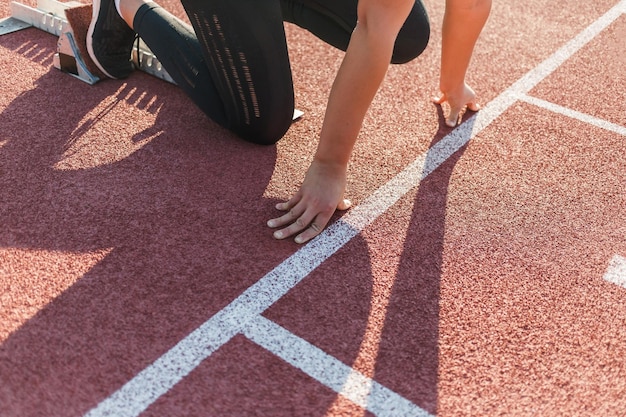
[83,308,240,417]
[84,2,626,416]
[242,316,434,417]
[604,254,626,288]
[82,89,487,417]
[84,87,485,417]
[509,0,626,94]
[518,94,626,136]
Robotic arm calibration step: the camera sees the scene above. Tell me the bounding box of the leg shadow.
[0,37,288,416]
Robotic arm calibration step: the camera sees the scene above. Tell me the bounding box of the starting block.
[0,0,304,120]
[0,0,174,85]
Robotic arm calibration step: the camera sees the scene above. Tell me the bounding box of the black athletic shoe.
[86,0,135,79]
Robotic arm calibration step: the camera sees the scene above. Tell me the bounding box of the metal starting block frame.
[0,0,174,85]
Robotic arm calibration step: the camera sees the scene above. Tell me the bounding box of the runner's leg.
[127,0,295,144]
[281,0,430,64]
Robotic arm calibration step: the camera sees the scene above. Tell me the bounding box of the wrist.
[312,136,354,171]
[311,155,349,174]
[439,79,467,97]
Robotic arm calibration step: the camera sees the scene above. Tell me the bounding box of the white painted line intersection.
[84,2,626,416]
[243,316,434,417]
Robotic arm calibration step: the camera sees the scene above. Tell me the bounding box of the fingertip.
[337,199,352,211]
[468,101,481,112]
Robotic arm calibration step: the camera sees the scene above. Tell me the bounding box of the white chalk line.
[509,1,626,94]
[242,316,434,417]
[604,254,626,289]
[517,94,626,137]
[84,1,626,416]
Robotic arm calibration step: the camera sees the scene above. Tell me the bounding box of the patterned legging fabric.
[133,0,430,145]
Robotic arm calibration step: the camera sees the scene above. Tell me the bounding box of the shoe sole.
[86,0,117,79]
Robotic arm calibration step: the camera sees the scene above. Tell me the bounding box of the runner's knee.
[234,109,294,145]
[391,2,430,64]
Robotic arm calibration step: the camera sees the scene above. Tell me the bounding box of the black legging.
[133,0,430,145]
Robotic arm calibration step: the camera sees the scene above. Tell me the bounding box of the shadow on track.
[0,37,292,415]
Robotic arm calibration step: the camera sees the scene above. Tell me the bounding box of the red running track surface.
[1,0,625,416]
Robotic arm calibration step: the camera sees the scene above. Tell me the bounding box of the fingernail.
[267,220,275,227]
[295,236,304,244]
[274,231,283,239]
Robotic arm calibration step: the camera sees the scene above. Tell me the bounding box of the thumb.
[432,92,446,105]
